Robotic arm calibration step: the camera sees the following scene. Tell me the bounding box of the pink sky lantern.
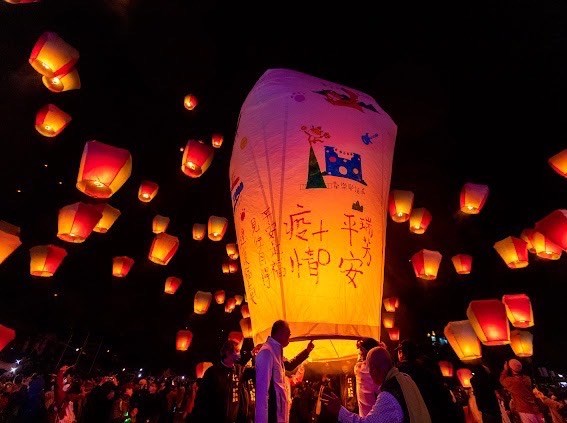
[451,254,473,275]
[176,330,192,351]
[0,325,16,352]
[460,183,489,214]
[181,140,214,178]
[520,229,562,260]
[152,215,170,234]
[192,223,206,241]
[164,277,182,294]
[444,320,482,362]
[388,190,414,222]
[43,67,81,93]
[29,245,67,277]
[214,290,226,304]
[138,180,159,202]
[438,360,454,378]
[387,327,400,341]
[502,294,534,328]
[112,256,134,278]
[57,202,102,243]
[183,94,198,110]
[457,369,473,388]
[35,104,71,137]
[493,236,529,269]
[211,133,223,148]
[93,204,120,233]
[194,291,212,314]
[467,299,510,346]
[409,207,432,234]
[29,32,78,78]
[240,317,253,338]
[383,297,399,312]
[548,149,567,177]
[148,233,179,265]
[510,330,533,357]
[411,249,442,280]
[0,221,22,265]
[535,209,567,251]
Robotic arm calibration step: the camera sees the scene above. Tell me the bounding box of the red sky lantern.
[502,294,534,328]
[194,291,212,314]
[192,223,206,241]
[520,229,562,260]
[493,236,529,269]
[57,202,102,243]
[510,330,533,357]
[457,368,473,388]
[0,221,22,265]
[29,244,67,277]
[208,216,228,241]
[112,256,134,278]
[438,360,454,378]
[387,327,400,341]
[214,290,226,304]
[138,180,159,202]
[388,189,414,222]
[211,133,223,148]
[467,299,510,346]
[382,312,395,329]
[234,295,244,305]
[164,277,182,294]
[176,330,193,351]
[383,297,399,312]
[228,260,239,273]
[411,249,442,280]
[226,243,239,259]
[181,140,214,178]
[148,233,179,265]
[228,331,244,350]
[152,215,170,234]
[535,209,567,251]
[409,207,432,234]
[240,317,253,338]
[35,104,71,137]
[225,297,237,313]
[0,325,16,352]
[444,320,482,362]
[451,254,473,275]
[241,303,250,318]
[548,149,567,177]
[93,204,120,233]
[460,183,489,214]
[195,361,213,379]
[76,140,132,199]
[42,68,81,93]
[29,32,79,78]
[183,94,198,110]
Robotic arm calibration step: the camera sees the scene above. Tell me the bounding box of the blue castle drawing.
[323,146,367,185]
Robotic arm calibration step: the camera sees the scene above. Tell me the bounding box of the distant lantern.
[183,94,198,111]
[42,68,81,93]
[438,361,454,378]
[181,140,214,178]
[176,330,193,351]
[29,32,79,78]
[225,297,237,313]
[382,312,395,329]
[57,202,102,243]
[0,221,22,265]
[29,244,67,277]
[208,216,228,241]
[241,303,250,318]
[112,256,134,277]
[240,317,253,338]
[228,331,244,350]
[451,254,473,275]
[548,149,567,177]
[221,262,230,274]
[383,297,399,312]
[520,229,537,254]
[194,291,212,314]
[5,0,41,3]
[520,229,562,260]
[409,208,432,234]
[148,233,179,265]
[93,204,120,233]
[195,361,213,379]
[35,104,71,137]
[493,236,529,269]
[387,327,400,341]
[444,320,482,362]
[388,190,414,223]
[502,294,534,328]
[214,290,226,304]
[0,325,16,352]
[411,249,442,280]
[510,330,533,357]
[211,133,223,148]
[535,209,567,251]
[164,277,182,294]
[467,299,510,346]
[234,295,244,305]
[152,215,170,234]
[228,261,239,274]
[457,369,473,388]
[226,243,239,259]
[192,223,206,241]
[138,180,159,202]
[460,183,489,214]
[76,140,132,199]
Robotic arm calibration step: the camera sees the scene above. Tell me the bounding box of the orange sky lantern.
[388,190,414,222]
[212,133,223,148]
[112,256,134,277]
[535,209,567,251]
[57,202,102,243]
[194,291,212,314]
[520,229,537,253]
[0,325,16,351]
[152,215,170,234]
[467,299,510,346]
[510,330,533,357]
[409,207,432,234]
[383,297,399,312]
[234,295,244,305]
[76,140,132,199]
[93,204,120,233]
[444,320,482,362]
[183,94,198,110]
[221,262,230,274]
[387,327,400,341]
[460,183,489,214]
[35,104,71,137]
[241,303,250,319]
[494,236,529,269]
[195,361,213,379]
[228,260,239,273]
[228,331,244,350]
[411,249,442,280]
[0,221,22,265]
[181,140,214,178]
[164,276,182,294]
[226,243,239,259]
[138,180,159,202]
[240,317,253,338]
[214,290,226,304]
[29,244,67,277]
[520,229,562,260]
[438,360,454,378]
[225,297,237,313]
[148,233,179,265]
[502,294,534,328]
[29,32,79,78]
[382,312,395,329]
[176,330,192,351]
[208,216,228,241]
[457,368,473,388]
[548,149,567,177]
[451,254,473,275]
[42,67,81,93]
[192,223,206,241]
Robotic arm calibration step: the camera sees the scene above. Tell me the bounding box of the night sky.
[0,0,566,374]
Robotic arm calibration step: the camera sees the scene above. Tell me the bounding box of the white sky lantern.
[208,216,228,241]
[229,68,397,362]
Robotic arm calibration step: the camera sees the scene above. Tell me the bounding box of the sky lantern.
[241,303,250,318]
[226,243,239,259]
[148,233,179,265]
[228,331,244,350]
[411,249,442,280]
[467,299,510,346]
[520,229,537,254]
[240,317,253,338]
[195,362,213,379]
[164,277,182,294]
[225,297,237,313]
[502,294,534,328]
[234,294,244,305]
[176,330,192,351]
[438,360,454,378]
[214,290,226,304]
[42,68,80,93]
[29,244,67,277]
[221,262,230,274]
[29,32,79,78]
[388,190,414,223]
[57,202,102,243]
[520,229,562,260]
[92,204,120,233]
[183,94,198,110]
[211,133,223,148]
[535,209,567,251]
[5,0,42,4]
[493,236,529,269]
[194,291,212,314]
[230,69,397,361]
[192,223,206,241]
[112,256,134,277]
[138,180,159,202]
[457,369,473,388]
[35,104,71,137]
[208,216,228,241]
[0,325,16,352]
[76,140,132,199]
[444,320,482,362]
[383,297,399,312]
[460,183,489,214]
[451,254,473,275]
[409,207,432,234]
[382,312,395,329]
[181,140,214,178]
[510,330,533,357]
[228,260,239,273]
[548,149,567,177]
[152,215,170,234]
[0,221,22,265]
[387,327,400,341]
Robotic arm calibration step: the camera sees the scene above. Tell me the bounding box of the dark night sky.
[0,0,566,374]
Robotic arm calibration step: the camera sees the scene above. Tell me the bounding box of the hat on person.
[508,358,522,373]
[357,337,379,351]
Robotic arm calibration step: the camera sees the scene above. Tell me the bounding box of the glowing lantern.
[194,291,212,314]
[181,140,214,178]
[411,249,442,280]
[228,331,244,350]
[457,369,473,388]
[438,360,454,378]
[502,294,534,328]
[93,204,120,233]
[214,290,226,304]
[29,244,67,277]
[382,312,395,329]
[152,215,170,234]
[387,327,400,341]
[240,317,253,338]
[212,133,223,148]
[510,330,533,357]
[5,0,41,3]
[164,277,182,294]
[176,330,193,351]
[0,325,16,352]
[444,320,482,362]
[409,208,432,234]
[221,262,230,274]
[494,236,529,269]
[520,229,561,260]
[225,297,237,313]
[192,223,206,241]
[138,180,159,202]
[148,233,179,265]
[460,183,489,214]
[0,221,22,265]
[535,209,567,251]
[208,216,228,241]
[388,190,414,223]
[467,299,510,346]
[548,149,567,177]
[383,297,399,312]
[226,243,239,259]
[241,303,250,318]
[183,94,198,110]
[29,32,79,78]
[57,202,102,243]
[195,361,213,379]
[42,68,80,93]
[228,260,239,273]
[76,140,132,199]
[35,104,71,137]
[451,254,473,275]
[234,294,244,305]
[112,256,134,277]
